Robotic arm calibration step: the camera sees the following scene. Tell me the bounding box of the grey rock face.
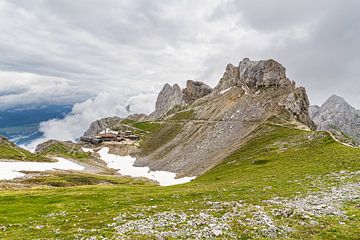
[148,84,183,120]
[213,63,240,93]
[278,87,315,129]
[182,80,212,103]
[310,95,360,144]
[149,81,212,120]
[239,58,291,88]
[83,117,122,137]
[309,105,320,119]
[214,58,293,93]
[137,58,315,176]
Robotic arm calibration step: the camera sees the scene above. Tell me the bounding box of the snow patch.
[81,147,94,153]
[220,87,232,94]
[0,158,85,180]
[97,147,195,186]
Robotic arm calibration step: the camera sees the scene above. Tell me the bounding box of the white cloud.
[25,90,156,151]
[0,0,359,149]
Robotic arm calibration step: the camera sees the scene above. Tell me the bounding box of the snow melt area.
[0,157,85,181]
[97,147,196,186]
[220,87,232,94]
[82,147,94,153]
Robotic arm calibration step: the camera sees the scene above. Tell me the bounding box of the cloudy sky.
[0,0,359,110]
[0,0,359,147]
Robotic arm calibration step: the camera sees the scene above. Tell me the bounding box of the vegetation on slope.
[39,142,90,160]
[0,121,359,239]
[169,109,195,120]
[14,172,155,188]
[138,122,183,156]
[0,137,50,162]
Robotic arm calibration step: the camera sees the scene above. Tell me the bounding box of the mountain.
[132,58,315,177]
[310,95,360,145]
[1,58,360,239]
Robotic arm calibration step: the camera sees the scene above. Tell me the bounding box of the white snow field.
[97,147,196,186]
[0,157,85,180]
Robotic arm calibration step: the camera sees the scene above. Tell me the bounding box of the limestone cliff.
[148,84,183,120]
[148,80,213,120]
[135,58,315,177]
[182,80,212,103]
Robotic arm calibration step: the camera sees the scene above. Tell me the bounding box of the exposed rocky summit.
[148,80,213,120]
[136,58,315,176]
[83,117,122,137]
[214,58,292,93]
[148,84,183,120]
[182,80,212,103]
[310,95,360,144]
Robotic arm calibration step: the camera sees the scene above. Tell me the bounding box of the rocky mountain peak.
[214,58,293,93]
[239,58,291,88]
[182,80,212,103]
[323,95,349,107]
[148,83,184,120]
[310,95,360,144]
[213,63,240,93]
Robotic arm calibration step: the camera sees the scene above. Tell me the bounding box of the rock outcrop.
[136,58,315,177]
[214,58,293,93]
[213,63,240,93]
[310,95,360,144]
[148,81,213,120]
[83,117,122,137]
[278,87,315,129]
[239,58,291,88]
[148,84,183,120]
[182,80,212,103]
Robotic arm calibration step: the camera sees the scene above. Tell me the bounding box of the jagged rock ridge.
[136,58,315,176]
[310,95,360,144]
[148,81,212,120]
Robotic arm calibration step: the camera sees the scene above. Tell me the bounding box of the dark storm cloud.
[0,0,359,110]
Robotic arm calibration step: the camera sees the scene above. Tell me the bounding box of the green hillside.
[0,137,50,162]
[0,121,359,239]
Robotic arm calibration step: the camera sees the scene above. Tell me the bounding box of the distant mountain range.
[0,105,72,145]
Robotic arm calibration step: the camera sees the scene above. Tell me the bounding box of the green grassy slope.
[39,142,90,160]
[0,122,359,239]
[0,138,50,162]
